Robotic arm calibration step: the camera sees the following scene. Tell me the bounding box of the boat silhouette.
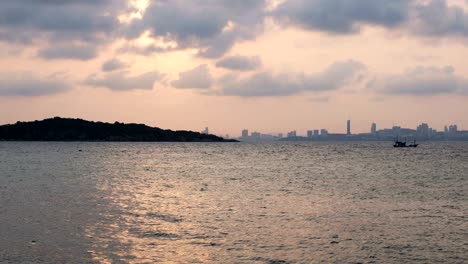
[394,137,418,148]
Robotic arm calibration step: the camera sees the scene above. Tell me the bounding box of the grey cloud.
[195,27,261,58]
[85,71,164,91]
[371,66,467,96]
[172,65,214,89]
[310,96,331,102]
[272,0,468,39]
[408,0,468,37]
[220,60,365,97]
[197,32,238,59]
[38,44,97,60]
[273,0,409,33]
[125,0,265,58]
[101,58,129,72]
[3,0,468,65]
[0,74,70,96]
[118,44,175,56]
[0,1,126,41]
[0,0,130,60]
[216,55,262,71]
[134,3,225,40]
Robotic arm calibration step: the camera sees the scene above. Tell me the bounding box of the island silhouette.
[0,117,236,142]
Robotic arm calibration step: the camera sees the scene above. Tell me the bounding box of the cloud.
[272,0,468,39]
[216,55,262,71]
[118,44,176,56]
[101,58,129,72]
[37,44,97,60]
[84,71,164,91]
[172,65,214,89]
[0,0,130,60]
[0,73,70,96]
[220,60,366,97]
[273,0,409,33]
[125,0,265,58]
[3,0,468,63]
[408,0,468,37]
[1,0,468,62]
[310,96,331,102]
[370,66,468,96]
[0,1,127,42]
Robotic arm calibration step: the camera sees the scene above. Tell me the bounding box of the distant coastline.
[0,117,237,142]
[276,136,468,142]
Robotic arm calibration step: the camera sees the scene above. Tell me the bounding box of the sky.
[0,0,468,136]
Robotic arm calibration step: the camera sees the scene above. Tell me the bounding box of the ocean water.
[0,142,467,263]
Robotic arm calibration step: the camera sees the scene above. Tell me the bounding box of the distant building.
[448,125,458,138]
[392,126,401,137]
[242,129,249,138]
[258,134,278,141]
[417,123,430,138]
[238,131,282,142]
[278,133,283,138]
[321,129,328,137]
[449,125,458,134]
[371,123,377,134]
[307,130,314,138]
[347,120,351,135]
[314,130,320,136]
[287,131,297,138]
[251,132,261,139]
[202,127,209,134]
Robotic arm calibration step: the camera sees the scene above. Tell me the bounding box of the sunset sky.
[1,0,468,136]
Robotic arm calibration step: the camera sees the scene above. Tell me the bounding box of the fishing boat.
[394,138,418,148]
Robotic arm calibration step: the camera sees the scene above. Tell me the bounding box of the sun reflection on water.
[77,142,468,263]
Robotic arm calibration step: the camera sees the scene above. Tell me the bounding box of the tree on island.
[0,117,236,142]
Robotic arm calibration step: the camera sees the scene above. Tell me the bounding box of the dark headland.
[0,117,237,142]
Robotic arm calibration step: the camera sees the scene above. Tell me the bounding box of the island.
[0,117,237,142]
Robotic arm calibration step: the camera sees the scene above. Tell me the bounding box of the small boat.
[394,138,418,148]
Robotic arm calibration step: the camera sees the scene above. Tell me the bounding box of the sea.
[0,142,467,263]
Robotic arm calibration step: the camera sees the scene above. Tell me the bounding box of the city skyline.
[215,119,466,139]
[1,115,466,139]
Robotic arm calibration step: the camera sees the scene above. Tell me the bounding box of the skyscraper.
[449,125,458,133]
[242,129,249,138]
[392,126,401,137]
[448,125,458,137]
[371,123,377,134]
[321,129,328,137]
[287,131,297,138]
[347,120,351,135]
[251,132,261,139]
[417,123,430,138]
